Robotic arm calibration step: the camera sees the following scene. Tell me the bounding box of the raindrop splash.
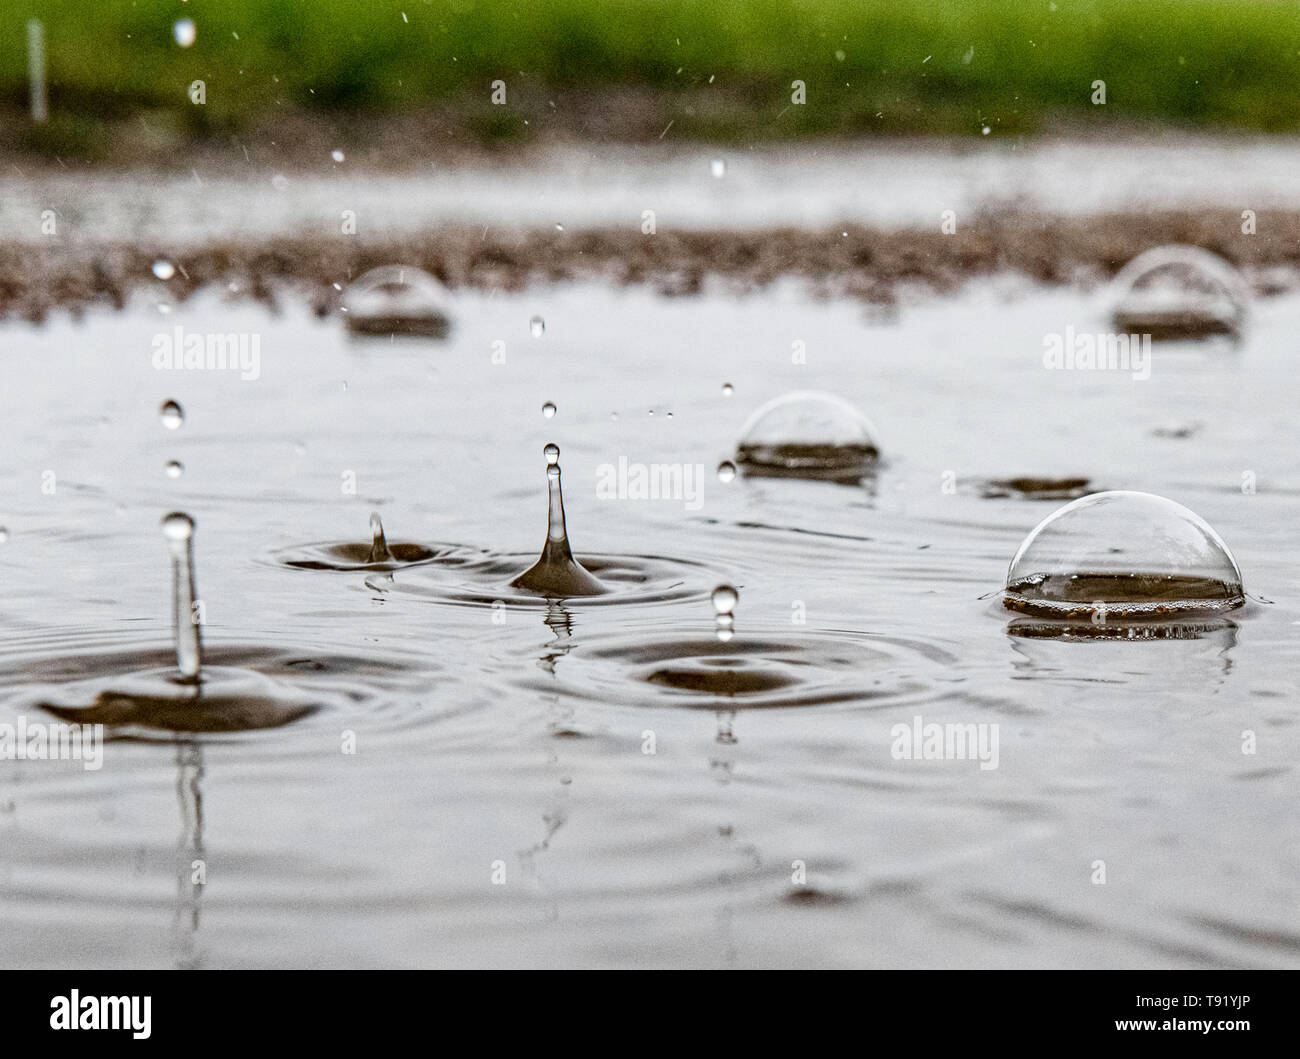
[510,444,608,597]
[162,512,202,682]
[366,512,393,564]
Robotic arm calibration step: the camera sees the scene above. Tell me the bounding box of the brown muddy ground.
[6,207,1300,323]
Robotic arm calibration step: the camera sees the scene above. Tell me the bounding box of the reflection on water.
[1,281,1298,968]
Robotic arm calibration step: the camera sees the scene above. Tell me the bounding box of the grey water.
[1,278,1299,967]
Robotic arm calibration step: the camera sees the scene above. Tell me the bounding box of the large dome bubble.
[1003,491,1244,619]
[1109,245,1246,340]
[734,391,880,484]
[342,265,451,337]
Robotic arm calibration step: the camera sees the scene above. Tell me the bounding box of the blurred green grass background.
[6,0,1300,147]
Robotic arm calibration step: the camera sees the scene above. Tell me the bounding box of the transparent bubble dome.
[734,390,880,483]
[1109,245,1247,340]
[1004,491,1245,619]
[342,265,450,337]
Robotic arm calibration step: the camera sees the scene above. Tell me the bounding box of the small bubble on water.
[331,149,345,163]
[710,158,726,179]
[173,18,196,47]
[530,315,545,338]
[717,461,737,483]
[542,401,557,418]
[152,260,175,280]
[159,399,184,429]
[165,460,184,479]
[722,383,733,396]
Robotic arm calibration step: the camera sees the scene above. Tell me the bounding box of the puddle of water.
[1,279,1298,967]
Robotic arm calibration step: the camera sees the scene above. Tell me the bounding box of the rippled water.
[2,279,1298,968]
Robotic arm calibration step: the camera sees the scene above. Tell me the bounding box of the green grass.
[6,0,1300,141]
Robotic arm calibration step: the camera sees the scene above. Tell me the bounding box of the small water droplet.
[173,18,196,47]
[331,149,345,163]
[544,442,560,466]
[710,158,726,179]
[530,315,545,338]
[0,527,8,543]
[981,125,991,135]
[367,512,393,564]
[554,223,564,232]
[159,399,184,429]
[152,260,175,280]
[165,460,184,479]
[542,401,557,419]
[712,584,738,641]
[722,383,733,396]
[161,512,194,542]
[835,49,846,62]
[156,303,172,315]
[717,461,737,483]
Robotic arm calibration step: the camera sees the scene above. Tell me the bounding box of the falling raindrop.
[981,125,991,135]
[510,444,607,597]
[173,19,196,47]
[710,158,726,179]
[542,402,557,418]
[554,223,565,232]
[331,149,345,163]
[159,400,184,429]
[716,461,737,483]
[722,383,734,397]
[530,315,545,338]
[152,260,176,280]
[712,584,738,642]
[165,460,184,479]
[0,527,8,543]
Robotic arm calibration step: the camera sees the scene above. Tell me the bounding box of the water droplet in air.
[331,149,345,163]
[722,383,733,396]
[160,399,184,429]
[510,444,607,597]
[711,158,726,179]
[173,19,196,47]
[530,315,545,338]
[554,223,564,232]
[1003,491,1245,621]
[712,584,738,641]
[0,527,8,543]
[981,126,991,135]
[152,260,175,280]
[542,402,557,419]
[735,391,881,484]
[165,460,184,479]
[716,461,737,483]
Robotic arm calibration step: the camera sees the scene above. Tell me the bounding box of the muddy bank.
[5,208,1299,322]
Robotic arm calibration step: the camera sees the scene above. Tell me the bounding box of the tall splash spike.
[510,444,608,597]
[162,512,202,682]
